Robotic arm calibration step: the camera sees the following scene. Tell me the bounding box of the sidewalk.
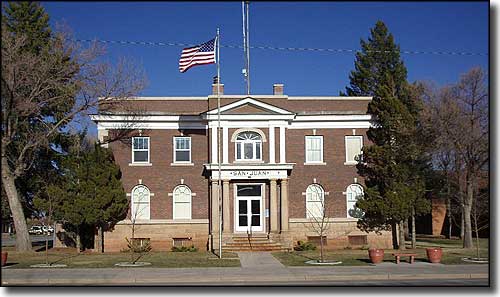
[1,252,489,285]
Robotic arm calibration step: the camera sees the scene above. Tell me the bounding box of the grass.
[272,237,489,266]
[2,249,240,269]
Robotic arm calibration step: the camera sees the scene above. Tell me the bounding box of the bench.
[392,253,417,264]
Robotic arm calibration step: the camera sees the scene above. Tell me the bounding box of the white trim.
[132,136,150,164]
[118,97,208,101]
[207,95,288,99]
[288,96,372,101]
[90,114,202,122]
[98,122,207,130]
[117,219,209,225]
[288,122,372,129]
[172,185,192,220]
[129,163,152,167]
[289,218,358,223]
[131,185,151,221]
[205,114,295,121]
[173,136,192,164]
[345,135,364,164]
[305,135,323,164]
[208,121,286,128]
[211,126,218,164]
[280,126,286,163]
[234,183,265,233]
[294,114,372,121]
[204,163,294,170]
[206,98,293,115]
[223,126,229,163]
[304,162,326,166]
[346,184,364,219]
[269,126,275,164]
[230,128,267,142]
[170,163,194,166]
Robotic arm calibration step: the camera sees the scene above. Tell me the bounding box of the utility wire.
[74,38,487,56]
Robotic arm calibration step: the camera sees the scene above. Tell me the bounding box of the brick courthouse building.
[90,82,392,252]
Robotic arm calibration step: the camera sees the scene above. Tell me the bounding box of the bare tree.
[422,67,488,249]
[1,27,146,251]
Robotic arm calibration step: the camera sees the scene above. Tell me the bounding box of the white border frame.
[172,185,192,220]
[305,135,324,164]
[131,184,151,221]
[234,183,265,233]
[173,136,192,164]
[345,135,363,165]
[132,136,150,164]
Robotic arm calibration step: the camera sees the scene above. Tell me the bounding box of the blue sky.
[42,1,488,97]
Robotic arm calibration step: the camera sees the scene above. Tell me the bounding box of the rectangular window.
[132,137,150,163]
[345,136,363,164]
[305,136,323,163]
[174,137,191,163]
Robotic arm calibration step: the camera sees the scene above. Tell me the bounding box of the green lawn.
[272,237,489,266]
[2,250,240,269]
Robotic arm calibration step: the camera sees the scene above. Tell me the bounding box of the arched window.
[235,131,262,161]
[306,184,325,218]
[173,185,192,219]
[131,185,150,220]
[346,184,364,218]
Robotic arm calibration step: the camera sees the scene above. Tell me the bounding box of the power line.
[74,38,487,56]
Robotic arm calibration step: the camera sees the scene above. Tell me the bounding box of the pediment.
[206,98,293,115]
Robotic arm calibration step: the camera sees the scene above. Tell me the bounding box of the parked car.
[42,226,54,234]
[28,226,43,235]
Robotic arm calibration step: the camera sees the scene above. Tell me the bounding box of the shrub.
[294,240,316,251]
[171,245,198,252]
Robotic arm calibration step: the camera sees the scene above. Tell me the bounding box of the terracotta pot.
[368,248,384,264]
[1,252,7,267]
[426,247,443,263]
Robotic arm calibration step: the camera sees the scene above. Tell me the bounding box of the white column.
[222,126,228,164]
[269,126,275,163]
[211,126,218,164]
[279,126,286,163]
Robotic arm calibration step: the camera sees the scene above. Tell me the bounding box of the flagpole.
[216,28,222,259]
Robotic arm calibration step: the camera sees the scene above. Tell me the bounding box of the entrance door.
[235,184,263,232]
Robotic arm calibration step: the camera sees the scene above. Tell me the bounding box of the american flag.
[179,38,216,73]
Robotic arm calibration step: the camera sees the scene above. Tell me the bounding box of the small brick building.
[90,82,392,252]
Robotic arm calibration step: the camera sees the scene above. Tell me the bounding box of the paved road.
[2,235,53,247]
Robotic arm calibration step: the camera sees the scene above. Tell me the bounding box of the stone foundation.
[289,218,392,250]
[102,219,210,252]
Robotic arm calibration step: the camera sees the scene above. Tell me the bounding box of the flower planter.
[426,247,442,263]
[1,252,8,267]
[368,248,384,264]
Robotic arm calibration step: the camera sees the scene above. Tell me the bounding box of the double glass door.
[235,184,263,232]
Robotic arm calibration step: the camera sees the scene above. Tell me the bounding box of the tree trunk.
[446,181,452,239]
[398,220,406,250]
[76,225,81,252]
[319,236,324,263]
[411,209,416,249]
[463,178,473,249]
[391,222,398,249]
[460,206,465,239]
[403,218,410,241]
[1,155,31,252]
[97,224,104,253]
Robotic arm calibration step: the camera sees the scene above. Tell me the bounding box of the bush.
[171,245,198,252]
[294,240,316,251]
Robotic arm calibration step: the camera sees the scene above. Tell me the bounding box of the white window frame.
[131,185,150,221]
[173,185,192,220]
[235,131,263,162]
[345,135,363,165]
[173,136,192,164]
[346,184,364,219]
[132,137,150,164]
[305,184,325,218]
[305,136,324,164]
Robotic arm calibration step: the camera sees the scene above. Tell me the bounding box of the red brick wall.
[110,129,209,220]
[286,128,369,219]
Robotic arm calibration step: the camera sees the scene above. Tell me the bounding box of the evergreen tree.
[346,21,430,249]
[42,135,128,252]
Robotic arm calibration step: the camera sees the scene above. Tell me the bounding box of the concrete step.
[222,246,285,251]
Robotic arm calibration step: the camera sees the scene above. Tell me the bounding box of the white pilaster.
[223,126,228,163]
[280,126,286,163]
[211,126,218,164]
[269,126,275,163]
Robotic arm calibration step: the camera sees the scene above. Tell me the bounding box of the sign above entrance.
[211,169,287,180]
